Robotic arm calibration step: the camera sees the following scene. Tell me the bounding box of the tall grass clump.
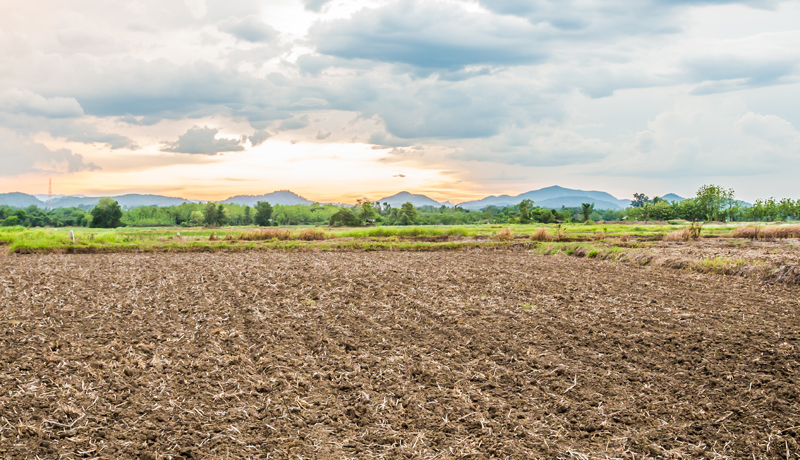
[665,229,691,242]
[239,228,291,241]
[732,225,800,241]
[494,227,514,241]
[298,228,327,240]
[531,228,553,242]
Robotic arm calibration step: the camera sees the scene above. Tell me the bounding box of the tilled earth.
[0,250,798,459]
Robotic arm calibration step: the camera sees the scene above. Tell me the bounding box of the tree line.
[2,184,798,228]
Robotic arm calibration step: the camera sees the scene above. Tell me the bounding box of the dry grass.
[592,231,605,241]
[494,227,514,241]
[732,225,800,241]
[531,228,553,242]
[665,229,691,242]
[239,228,291,241]
[298,228,327,241]
[618,233,630,243]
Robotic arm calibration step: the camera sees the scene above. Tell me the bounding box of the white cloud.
[0,89,84,118]
[162,126,245,155]
[0,128,100,176]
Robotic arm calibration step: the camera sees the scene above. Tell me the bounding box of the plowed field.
[1,250,798,459]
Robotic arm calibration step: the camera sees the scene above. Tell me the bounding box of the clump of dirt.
[0,250,798,459]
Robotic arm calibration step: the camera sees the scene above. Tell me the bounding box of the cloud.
[316,130,331,140]
[685,56,798,94]
[309,1,546,70]
[0,89,84,118]
[278,115,311,131]
[393,174,406,178]
[161,126,245,155]
[0,128,100,177]
[598,100,800,177]
[303,0,333,12]
[218,16,278,43]
[735,112,800,146]
[451,127,613,167]
[247,129,272,146]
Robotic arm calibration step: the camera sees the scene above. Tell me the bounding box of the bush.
[584,220,596,225]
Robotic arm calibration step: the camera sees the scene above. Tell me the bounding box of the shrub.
[531,228,552,242]
[494,227,513,241]
[584,220,596,225]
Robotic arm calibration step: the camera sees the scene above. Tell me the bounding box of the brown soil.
[1,250,798,459]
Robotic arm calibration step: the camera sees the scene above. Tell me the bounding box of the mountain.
[375,191,441,208]
[458,186,631,210]
[45,194,192,209]
[221,190,314,206]
[536,196,626,210]
[660,193,685,202]
[0,192,44,208]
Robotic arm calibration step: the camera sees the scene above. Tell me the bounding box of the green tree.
[519,199,534,223]
[243,205,252,225]
[254,201,273,226]
[631,193,650,208]
[216,204,227,226]
[695,184,733,221]
[359,201,378,221]
[581,203,594,222]
[203,202,219,226]
[400,202,418,225]
[329,207,362,226]
[90,198,123,228]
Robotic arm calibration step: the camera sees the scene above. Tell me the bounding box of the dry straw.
[531,228,553,242]
[732,225,800,241]
[494,227,514,241]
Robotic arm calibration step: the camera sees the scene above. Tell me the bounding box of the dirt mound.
[1,251,798,458]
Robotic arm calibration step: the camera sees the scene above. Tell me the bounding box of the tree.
[359,201,378,221]
[519,199,534,223]
[400,202,418,225]
[254,201,273,226]
[581,203,594,222]
[243,205,252,225]
[203,202,219,226]
[216,204,227,226]
[329,207,362,226]
[695,185,733,221]
[631,193,650,208]
[90,198,123,228]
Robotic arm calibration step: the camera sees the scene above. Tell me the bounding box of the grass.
[1,221,794,254]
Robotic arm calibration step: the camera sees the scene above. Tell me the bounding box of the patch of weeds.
[587,249,599,258]
[521,303,534,311]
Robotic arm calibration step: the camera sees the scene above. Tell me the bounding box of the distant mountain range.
[376,192,442,208]
[456,186,633,210]
[221,190,313,206]
[1,187,694,211]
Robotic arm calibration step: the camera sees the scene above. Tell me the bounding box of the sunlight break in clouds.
[1,0,799,202]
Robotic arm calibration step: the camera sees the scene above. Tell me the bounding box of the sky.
[1,0,799,204]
